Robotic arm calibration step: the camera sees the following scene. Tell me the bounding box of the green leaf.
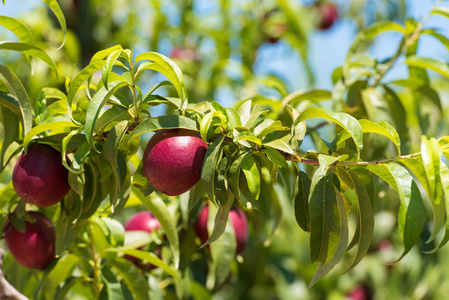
[254,119,289,138]
[359,119,401,155]
[23,117,76,150]
[135,52,187,108]
[241,156,260,201]
[419,136,445,242]
[103,49,123,88]
[134,191,180,268]
[294,170,311,232]
[344,170,374,272]
[237,100,252,127]
[264,147,288,168]
[263,139,295,155]
[0,106,20,170]
[206,203,237,289]
[104,121,129,205]
[85,81,128,152]
[201,193,234,248]
[235,131,262,148]
[39,254,81,300]
[113,248,179,280]
[127,115,199,143]
[55,210,83,255]
[191,280,212,300]
[225,107,241,129]
[228,152,252,203]
[41,0,67,49]
[201,136,224,202]
[132,162,154,196]
[0,16,33,44]
[297,107,364,155]
[109,259,150,300]
[67,60,106,122]
[309,186,348,287]
[281,89,331,110]
[365,164,399,193]
[345,21,404,76]
[200,111,226,141]
[91,216,125,248]
[90,45,123,63]
[0,42,57,75]
[388,163,424,261]
[309,155,341,264]
[404,56,449,79]
[431,7,449,19]
[0,65,33,137]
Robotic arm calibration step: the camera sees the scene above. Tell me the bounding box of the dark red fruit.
[315,2,339,30]
[262,9,288,44]
[142,129,208,196]
[195,205,249,254]
[124,211,161,268]
[13,144,70,207]
[347,285,372,300]
[3,211,56,269]
[124,211,161,233]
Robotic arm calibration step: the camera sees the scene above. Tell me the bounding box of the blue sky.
[1,0,448,93]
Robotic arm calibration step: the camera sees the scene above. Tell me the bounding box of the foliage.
[1,0,449,299]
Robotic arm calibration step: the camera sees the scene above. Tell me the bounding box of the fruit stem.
[87,223,102,298]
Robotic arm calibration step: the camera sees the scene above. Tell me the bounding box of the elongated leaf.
[345,21,404,74]
[127,115,199,144]
[0,16,33,44]
[134,190,180,268]
[241,156,260,201]
[281,89,331,110]
[237,100,251,127]
[207,203,237,289]
[23,117,76,150]
[254,119,289,138]
[67,60,106,122]
[201,136,224,201]
[0,42,57,75]
[419,137,445,242]
[344,170,374,272]
[85,81,128,152]
[228,152,252,202]
[0,106,20,170]
[109,259,150,300]
[90,45,123,63]
[42,0,66,48]
[225,107,241,129]
[359,119,401,155]
[294,170,311,232]
[264,147,288,168]
[309,186,348,287]
[112,248,179,280]
[39,254,81,300]
[309,155,341,264]
[426,163,449,253]
[135,52,187,107]
[431,7,449,19]
[201,193,234,248]
[103,49,123,88]
[404,56,449,79]
[297,107,364,155]
[388,163,424,261]
[0,65,33,136]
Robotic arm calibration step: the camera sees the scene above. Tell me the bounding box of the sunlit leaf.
[404,56,449,79]
[359,119,401,155]
[0,16,33,44]
[201,136,224,202]
[41,0,67,48]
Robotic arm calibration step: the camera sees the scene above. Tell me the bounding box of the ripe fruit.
[262,9,288,44]
[124,211,161,267]
[142,129,208,196]
[195,205,249,254]
[13,143,70,207]
[315,2,339,30]
[3,211,56,269]
[124,211,161,233]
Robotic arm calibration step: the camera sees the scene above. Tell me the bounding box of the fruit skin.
[13,143,70,207]
[3,211,56,270]
[262,9,288,44]
[142,129,208,196]
[124,211,161,267]
[315,2,339,30]
[124,211,161,233]
[195,205,249,254]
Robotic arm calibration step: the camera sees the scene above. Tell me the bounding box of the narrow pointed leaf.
[294,170,311,232]
[201,136,224,201]
[0,16,33,44]
[42,0,66,48]
[359,119,401,155]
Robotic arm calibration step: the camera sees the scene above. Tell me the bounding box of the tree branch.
[0,248,29,300]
